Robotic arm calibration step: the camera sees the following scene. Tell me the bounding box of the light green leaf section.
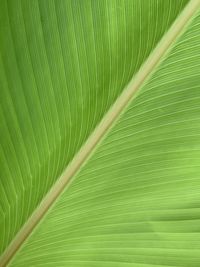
[0,0,188,256]
[8,6,200,267]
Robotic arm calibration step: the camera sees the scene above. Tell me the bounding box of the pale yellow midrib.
[1,0,200,266]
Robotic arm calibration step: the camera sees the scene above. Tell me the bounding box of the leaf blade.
[1,1,198,266]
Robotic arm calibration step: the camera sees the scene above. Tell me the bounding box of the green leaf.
[1,0,200,266]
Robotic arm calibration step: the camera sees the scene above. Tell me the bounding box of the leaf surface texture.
[1,0,200,266]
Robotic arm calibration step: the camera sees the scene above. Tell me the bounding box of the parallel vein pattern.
[9,8,200,267]
[0,0,188,256]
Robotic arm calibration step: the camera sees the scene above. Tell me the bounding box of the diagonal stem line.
[1,0,200,266]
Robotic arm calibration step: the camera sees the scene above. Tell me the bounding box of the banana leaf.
[1,0,200,266]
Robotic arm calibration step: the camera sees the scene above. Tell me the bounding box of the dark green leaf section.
[9,8,200,267]
[0,0,187,255]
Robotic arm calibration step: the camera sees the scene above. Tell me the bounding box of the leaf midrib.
[1,0,200,266]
